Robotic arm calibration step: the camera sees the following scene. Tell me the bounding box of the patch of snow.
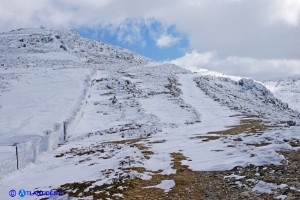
[144,179,175,192]
[290,186,300,192]
[252,181,288,194]
[275,195,287,200]
[224,174,245,180]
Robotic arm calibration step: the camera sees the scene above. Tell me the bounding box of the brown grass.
[122,152,207,200]
[207,119,268,135]
[190,135,221,142]
[109,138,155,160]
[246,142,271,147]
[56,151,208,200]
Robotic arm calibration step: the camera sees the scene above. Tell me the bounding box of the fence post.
[16,145,19,170]
[63,121,67,142]
[13,143,19,170]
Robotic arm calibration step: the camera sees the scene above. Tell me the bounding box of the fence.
[0,126,64,179]
[0,68,96,179]
[0,146,17,176]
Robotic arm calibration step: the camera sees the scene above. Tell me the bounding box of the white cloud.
[156,35,180,48]
[171,51,300,80]
[170,51,216,66]
[271,0,300,26]
[0,0,300,80]
[95,18,181,48]
[105,18,146,46]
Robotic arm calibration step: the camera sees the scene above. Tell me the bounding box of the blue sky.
[76,19,189,61]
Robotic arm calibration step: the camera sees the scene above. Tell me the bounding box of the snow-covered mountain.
[263,76,300,113]
[0,28,299,199]
[0,27,148,67]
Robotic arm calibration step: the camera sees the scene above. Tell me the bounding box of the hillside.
[0,27,299,200]
[263,76,300,113]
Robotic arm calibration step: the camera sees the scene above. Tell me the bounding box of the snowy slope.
[0,27,150,177]
[0,27,299,199]
[263,76,300,113]
[0,27,149,68]
[194,76,299,125]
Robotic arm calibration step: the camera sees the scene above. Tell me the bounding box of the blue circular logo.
[18,189,26,197]
[9,190,16,197]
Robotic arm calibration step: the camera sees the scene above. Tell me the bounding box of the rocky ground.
[52,137,300,200]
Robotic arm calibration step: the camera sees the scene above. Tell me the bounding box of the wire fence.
[0,124,65,179]
[0,69,95,179]
[0,146,17,176]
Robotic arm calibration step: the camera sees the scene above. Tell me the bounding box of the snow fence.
[0,68,96,179]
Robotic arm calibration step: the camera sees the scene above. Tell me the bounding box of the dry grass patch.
[122,152,207,200]
[109,138,154,160]
[56,151,208,199]
[246,142,271,147]
[190,135,221,142]
[208,119,268,135]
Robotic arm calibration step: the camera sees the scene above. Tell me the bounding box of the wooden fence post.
[63,121,67,142]
[14,144,19,170]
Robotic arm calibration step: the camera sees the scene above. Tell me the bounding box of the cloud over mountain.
[0,0,299,79]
